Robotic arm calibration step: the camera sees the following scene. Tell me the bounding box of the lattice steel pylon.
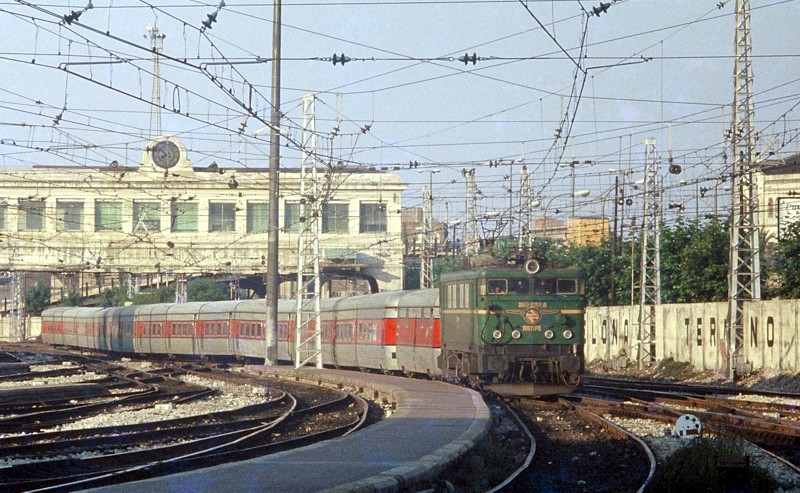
[726,0,761,379]
[637,139,661,369]
[10,272,23,341]
[295,94,323,369]
[462,168,479,255]
[420,185,434,289]
[517,165,532,250]
[147,25,165,139]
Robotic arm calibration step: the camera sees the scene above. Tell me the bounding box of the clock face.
[152,140,181,169]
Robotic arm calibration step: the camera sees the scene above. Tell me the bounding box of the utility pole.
[610,175,619,305]
[265,0,282,367]
[726,0,760,379]
[518,165,532,250]
[419,169,439,289]
[463,169,479,256]
[637,139,661,369]
[295,95,323,368]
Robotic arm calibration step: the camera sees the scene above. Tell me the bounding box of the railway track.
[0,351,370,492]
[572,375,800,490]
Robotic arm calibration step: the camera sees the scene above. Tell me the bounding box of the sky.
[1,0,798,238]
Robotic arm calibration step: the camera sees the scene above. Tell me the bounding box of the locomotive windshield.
[487,278,529,295]
[534,278,579,295]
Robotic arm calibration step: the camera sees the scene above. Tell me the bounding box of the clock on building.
[151,140,181,169]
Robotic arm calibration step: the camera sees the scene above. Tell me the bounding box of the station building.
[757,151,800,243]
[0,136,407,301]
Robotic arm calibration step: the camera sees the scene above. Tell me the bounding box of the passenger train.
[41,264,586,395]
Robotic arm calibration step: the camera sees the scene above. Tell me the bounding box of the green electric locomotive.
[438,263,585,396]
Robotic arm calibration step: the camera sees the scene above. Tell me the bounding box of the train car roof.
[42,306,106,317]
[397,289,439,307]
[333,290,406,310]
[440,266,584,282]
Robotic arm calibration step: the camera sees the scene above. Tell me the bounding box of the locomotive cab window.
[535,278,556,295]
[510,279,529,294]
[487,279,507,294]
[556,279,578,294]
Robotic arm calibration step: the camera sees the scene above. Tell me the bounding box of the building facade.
[0,137,407,298]
[756,152,800,243]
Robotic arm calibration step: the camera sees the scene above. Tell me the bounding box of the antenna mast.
[147,25,166,139]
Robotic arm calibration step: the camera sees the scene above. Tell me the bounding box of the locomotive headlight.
[544,330,554,339]
[511,330,521,339]
[562,329,573,340]
[492,330,503,340]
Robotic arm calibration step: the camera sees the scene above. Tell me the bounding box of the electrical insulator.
[458,53,478,65]
[202,11,218,30]
[592,2,611,16]
[332,53,351,66]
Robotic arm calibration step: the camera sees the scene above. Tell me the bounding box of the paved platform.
[82,367,490,493]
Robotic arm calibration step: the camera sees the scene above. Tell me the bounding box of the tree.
[563,241,612,306]
[769,220,800,299]
[187,278,227,301]
[60,289,83,307]
[660,219,728,303]
[24,282,51,315]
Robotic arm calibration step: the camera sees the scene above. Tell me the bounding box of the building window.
[171,202,198,232]
[284,202,302,232]
[95,201,122,231]
[56,201,84,232]
[209,202,236,232]
[19,200,45,232]
[322,203,348,233]
[0,204,7,230]
[133,202,161,233]
[359,202,387,233]
[247,202,268,233]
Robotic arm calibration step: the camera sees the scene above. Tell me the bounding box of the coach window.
[0,203,6,230]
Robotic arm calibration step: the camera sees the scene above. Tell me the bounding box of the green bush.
[647,437,778,493]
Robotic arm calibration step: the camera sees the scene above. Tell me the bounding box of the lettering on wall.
[766,316,774,348]
[696,317,703,347]
[611,319,618,345]
[709,317,716,347]
[684,317,691,346]
[750,317,758,348]
[622,319,629,344]
[601,319,607,344]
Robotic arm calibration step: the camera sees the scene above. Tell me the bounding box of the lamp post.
[539,190,590,241]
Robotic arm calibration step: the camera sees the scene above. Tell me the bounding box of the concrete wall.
[0,316,41,341]
[586,300,800,373]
